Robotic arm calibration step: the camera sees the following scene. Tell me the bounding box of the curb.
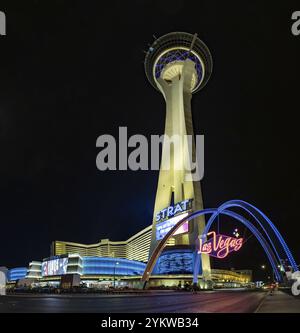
[254,291,269,313]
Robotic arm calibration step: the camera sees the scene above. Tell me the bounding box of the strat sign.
[198,231,243,259]
[155,199,193,241]
[155,199,193,223]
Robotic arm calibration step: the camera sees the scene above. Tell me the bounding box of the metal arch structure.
[193,209,283,284]
[142,208,282,283]
[142,200,298,285]
[141,208,217,283]
[203,200,298,272]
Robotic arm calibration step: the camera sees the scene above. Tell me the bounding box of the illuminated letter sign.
[155,199,193,223]
[198,231,243,259]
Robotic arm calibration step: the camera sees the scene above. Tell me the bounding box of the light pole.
[113,262,119,289]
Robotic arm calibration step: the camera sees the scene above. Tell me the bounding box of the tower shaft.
[149,59,211,278]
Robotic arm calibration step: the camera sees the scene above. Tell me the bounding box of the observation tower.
[144,32,213,278]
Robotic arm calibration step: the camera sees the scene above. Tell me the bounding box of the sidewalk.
[256,290,300,313]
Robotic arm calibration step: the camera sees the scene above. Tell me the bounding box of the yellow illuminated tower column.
[144,32,213,278]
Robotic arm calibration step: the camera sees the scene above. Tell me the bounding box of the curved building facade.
[82,257,146,276]
[8,267,27,282]
[26,261,42,279]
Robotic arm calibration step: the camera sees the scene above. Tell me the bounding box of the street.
[0,290,268,313]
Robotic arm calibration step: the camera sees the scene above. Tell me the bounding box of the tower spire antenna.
[183,33,198,72]
[187,33,198,57]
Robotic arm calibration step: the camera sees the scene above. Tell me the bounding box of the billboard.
[42,257,68,276]
[156,213,189,240]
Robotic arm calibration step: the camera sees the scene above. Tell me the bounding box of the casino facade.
[4,219,253,290]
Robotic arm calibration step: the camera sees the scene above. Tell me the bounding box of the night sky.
[0,1,299,280]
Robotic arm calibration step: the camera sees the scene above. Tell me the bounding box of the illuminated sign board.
[155,199,193,240]
[156,213,189,240]
[42,257,68,276]
[155,199,193,223]
[198,231,243,259]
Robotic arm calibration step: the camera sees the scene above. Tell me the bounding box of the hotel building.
[51,225,152,263]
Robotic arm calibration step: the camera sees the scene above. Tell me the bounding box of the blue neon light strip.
[155,49,203,86]
[212,200,298,272]
[205,203,283,268]
[82,257,146,276]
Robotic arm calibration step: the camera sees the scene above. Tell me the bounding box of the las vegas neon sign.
[198,231,243,259]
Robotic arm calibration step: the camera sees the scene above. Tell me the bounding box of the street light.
[261,264,276,283]
[260,265,270,283]
[113,262,119,289]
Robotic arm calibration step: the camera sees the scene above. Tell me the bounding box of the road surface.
[0,290,266,313]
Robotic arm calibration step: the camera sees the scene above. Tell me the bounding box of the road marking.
[254,293,268,313]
